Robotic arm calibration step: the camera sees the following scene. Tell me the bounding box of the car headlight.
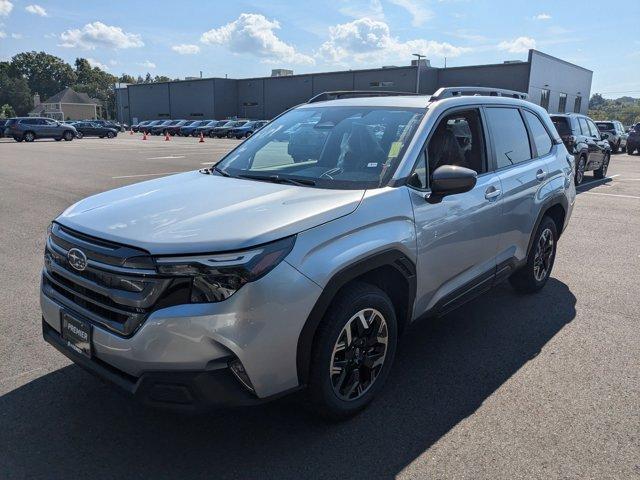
[155,236,295,303]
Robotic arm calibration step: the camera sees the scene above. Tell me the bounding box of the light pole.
[412,53,425,93]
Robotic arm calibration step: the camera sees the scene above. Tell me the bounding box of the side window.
[524,111,553,156]
[426,109,486,178]
[485,108,531,169]
[587,120,600,138]
[578,118,589,136]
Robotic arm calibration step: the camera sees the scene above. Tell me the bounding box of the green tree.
[119,74,137,84]
[0,104,17,118]
[153,75,171,83]
[72,57,118,118]
[0,69,32,115]
[8,51,77,100]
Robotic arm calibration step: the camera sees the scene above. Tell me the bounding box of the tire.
[574,156,586,185]
[75,131,84,139]
[509,216,558,294]
[13,136,23,142]
[107,131,115,139]
[594,153,610,179]
[63,131,73,141]
[615,141,621,153]
[209,131,216,138]
[308,282,398,420]
[23,131,35,142]
[55,138,62,141]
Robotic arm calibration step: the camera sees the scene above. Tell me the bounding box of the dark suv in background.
[626,124,640,154]
[551,113,611,185]
[595,120,627,153]
[4,117,77,142]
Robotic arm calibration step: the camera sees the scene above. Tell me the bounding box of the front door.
[409,107,503,315]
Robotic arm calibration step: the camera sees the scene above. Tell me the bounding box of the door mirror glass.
[429,165,477,201]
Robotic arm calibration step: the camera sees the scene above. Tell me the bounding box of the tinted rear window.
[595,122,614,131]
[551,117,572,136]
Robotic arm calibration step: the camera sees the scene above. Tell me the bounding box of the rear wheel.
[63,131,73,141]
[509,216,558,293]
[594,153,610,179]
[574,156,586,185]
[308,282,397,420]
[75,131,84,139]
[24,131,35,142]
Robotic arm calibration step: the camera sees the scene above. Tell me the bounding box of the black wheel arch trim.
[295,249,416,385]
[526,194,568,257]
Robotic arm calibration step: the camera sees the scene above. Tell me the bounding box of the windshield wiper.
[238,173,316,186]
[212,165,230,177]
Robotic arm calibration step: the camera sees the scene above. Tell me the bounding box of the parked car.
[194,120,225,137]
[210,120,249,138]
[595,120,627,153]
[178,120,214,136]
[626,124,640,154]
[90,119,124,132]
[41,87,575,418]
[229,120,269,138]
[150,120,187,136]
[140,120,165,134]
[4,117,77,142]
[131,120,151,133]
[164,120,197,136]
[73,121,118,139]
[550,113,611,185]
[0,119,7,138]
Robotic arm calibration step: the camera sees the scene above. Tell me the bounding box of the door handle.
[485,187,501,200]
[536,169,547,181]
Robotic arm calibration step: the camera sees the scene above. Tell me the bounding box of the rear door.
[485,106,549,270]
[586,118,607,168]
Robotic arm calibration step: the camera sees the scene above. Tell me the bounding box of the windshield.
[215,105,424,190]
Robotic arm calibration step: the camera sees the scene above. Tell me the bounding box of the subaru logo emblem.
[67,248,88,271]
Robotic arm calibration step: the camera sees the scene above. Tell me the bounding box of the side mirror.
[428,165,477,203]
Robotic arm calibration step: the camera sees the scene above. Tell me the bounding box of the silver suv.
[41,87,575,418]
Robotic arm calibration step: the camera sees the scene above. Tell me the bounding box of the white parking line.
[146,155,186,160]
[581,192,640,200]
[112,171,185,179]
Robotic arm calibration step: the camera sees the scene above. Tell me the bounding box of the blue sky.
[1,0,639,98]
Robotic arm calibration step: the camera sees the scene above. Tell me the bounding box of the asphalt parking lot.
[0,134,638,479]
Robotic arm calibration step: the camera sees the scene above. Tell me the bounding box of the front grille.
[43,223,188,336]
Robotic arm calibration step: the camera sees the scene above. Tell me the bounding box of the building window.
[558,93,567,113]
[540,89,550,111]
[370,81,394,87]
[574,96,582,113]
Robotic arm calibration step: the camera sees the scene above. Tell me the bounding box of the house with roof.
[29,87,103,121]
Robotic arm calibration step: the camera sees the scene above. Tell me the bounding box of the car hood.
[57,171,365,255]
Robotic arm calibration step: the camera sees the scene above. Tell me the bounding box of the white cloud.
[172,43,200,55]
[498,36,536,53]
[389,0,433,26]
[10,32,21,38]
[139,60,156,69]
[319,17,468,64]
[87,58,108,70]
[25,4,47,16]
[0,0,13,16]
[339,0,385,21]
[59,22,144,50]
[109,59,118,66]
[533,13,551,20]
[0,30,5,38]
[201,13,314,65]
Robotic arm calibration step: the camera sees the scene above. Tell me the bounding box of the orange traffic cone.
[164,131,170,141]
[199,132,205,143]
[142,131,147,140]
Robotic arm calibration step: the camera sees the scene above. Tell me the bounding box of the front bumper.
[41,260,322,402]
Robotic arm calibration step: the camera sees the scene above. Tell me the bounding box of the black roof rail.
[430,87,528,101]
[307,90,420,103]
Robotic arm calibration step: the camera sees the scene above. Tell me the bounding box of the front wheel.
[509,216,558,293]
[594,153,610,179]
[107,131,115,139]
[63,131,74,141]
[23,131,35,142]
[308,282,397,420]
